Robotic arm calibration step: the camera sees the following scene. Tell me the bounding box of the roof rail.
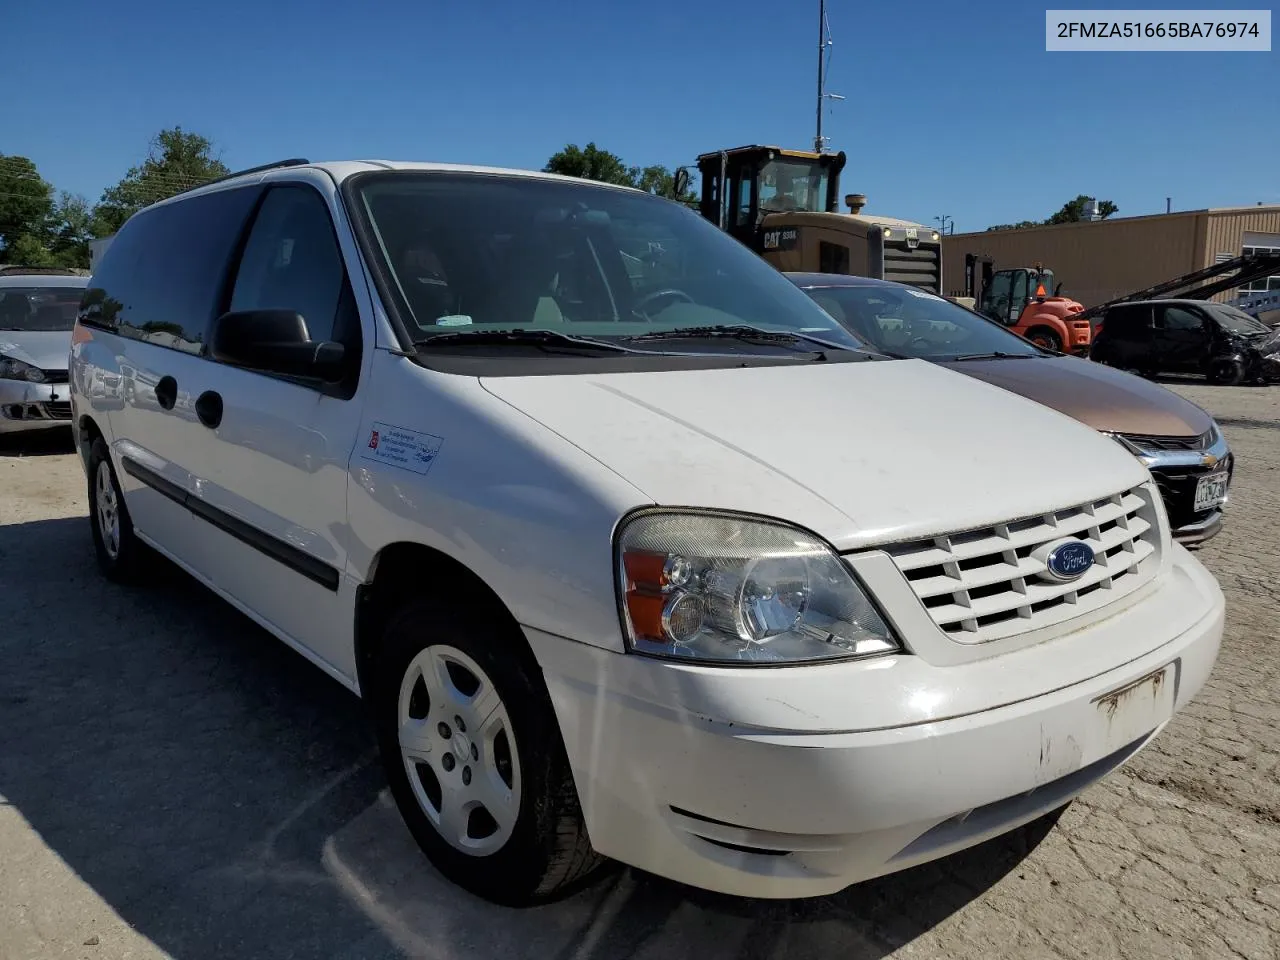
[169,157,311,199]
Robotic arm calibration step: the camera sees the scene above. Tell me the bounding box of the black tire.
[372,596,605,906]
[1207,358,1245,386]
[1026,327,1063,352]
[87,437,147,583]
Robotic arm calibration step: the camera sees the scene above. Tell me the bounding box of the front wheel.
[1025,327,1063,352]
[1207,358,1246,385]
[373,598,605,906]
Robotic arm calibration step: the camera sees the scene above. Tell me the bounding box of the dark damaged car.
[1091,299,1280,386]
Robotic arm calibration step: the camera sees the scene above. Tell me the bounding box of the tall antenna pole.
[813,1,842,153]
[815,0,826,154]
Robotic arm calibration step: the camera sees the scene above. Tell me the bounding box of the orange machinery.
[965,256,1091,355]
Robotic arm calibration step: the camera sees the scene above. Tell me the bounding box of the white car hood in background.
[481,358,1151,549]
[0,331,72,372]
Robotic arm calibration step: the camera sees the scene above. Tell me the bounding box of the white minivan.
[70,160,1224,906]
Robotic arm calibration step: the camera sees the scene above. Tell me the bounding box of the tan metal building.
[941,204,1280,308]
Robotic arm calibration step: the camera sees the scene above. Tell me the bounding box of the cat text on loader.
[964,255,1092,355]
[689,145,943,294]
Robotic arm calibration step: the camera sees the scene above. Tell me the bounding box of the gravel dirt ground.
[1,380,1277,960]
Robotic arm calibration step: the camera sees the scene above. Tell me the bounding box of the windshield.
[799,283,1044,360]
[1208,303,1270,336]
[349,172,861,352]
[758,159,829,214]
[0,286,84,331]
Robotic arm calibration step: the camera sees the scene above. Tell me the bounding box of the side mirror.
[672,167,690,200]
[209,309,346,382]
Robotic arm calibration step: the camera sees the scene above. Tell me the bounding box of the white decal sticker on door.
[360,422,444,475]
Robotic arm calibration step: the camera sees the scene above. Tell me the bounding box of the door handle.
[195,390,223,429]
[155,375,177,410]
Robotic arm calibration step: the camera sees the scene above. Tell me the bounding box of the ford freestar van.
[69,160,1225,907]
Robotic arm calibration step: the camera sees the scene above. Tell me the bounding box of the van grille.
[883,243,940,294]
[883,484,1162,643]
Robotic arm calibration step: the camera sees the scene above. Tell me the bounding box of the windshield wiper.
[414,329,639,354]
[624,324,854,353]
[948,351,1038,361]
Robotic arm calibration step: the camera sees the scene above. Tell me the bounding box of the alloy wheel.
[95,461,121,560]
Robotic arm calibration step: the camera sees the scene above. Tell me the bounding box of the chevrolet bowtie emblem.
[1202,454,1219,468]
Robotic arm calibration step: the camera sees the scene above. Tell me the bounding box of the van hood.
[480,358,1150,549]
[937,355,1214,438]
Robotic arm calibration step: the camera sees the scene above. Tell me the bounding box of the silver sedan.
[0,271,88,436]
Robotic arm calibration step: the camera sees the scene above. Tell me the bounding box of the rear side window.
[1102,305,1151,338]
[81,187,260,354]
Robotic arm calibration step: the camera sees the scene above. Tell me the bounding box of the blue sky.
[4,0,1275,232]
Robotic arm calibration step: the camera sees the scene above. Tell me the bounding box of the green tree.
[0,154,55,262]
[544,143,697,204]
[93,127,231,236]
[545,142,637,187]
[988,195,1118,231]
[48,193,94,269]
[1045,194,1118,224]
[3,233,56,267]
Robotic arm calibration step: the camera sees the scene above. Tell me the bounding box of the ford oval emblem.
[1043,539,1096,582]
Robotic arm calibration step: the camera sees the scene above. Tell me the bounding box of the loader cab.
[980,266,1058,325]
[695,146,846,249]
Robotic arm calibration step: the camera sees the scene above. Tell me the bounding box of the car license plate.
[1193,471,1229,512]
[1092,662,1177,754]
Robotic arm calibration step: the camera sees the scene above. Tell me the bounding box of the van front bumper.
[526,547,1223,898]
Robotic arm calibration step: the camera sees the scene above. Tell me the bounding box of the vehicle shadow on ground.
[0,428,76,457]
[0,516,1057,960]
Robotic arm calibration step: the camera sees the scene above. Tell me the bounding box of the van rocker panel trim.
[120,455,340,591]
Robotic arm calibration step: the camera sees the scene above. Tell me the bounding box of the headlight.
[615,510,900,664]
[0,355,45,382]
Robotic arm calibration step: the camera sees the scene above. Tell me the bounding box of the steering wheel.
[632,288,695,320]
